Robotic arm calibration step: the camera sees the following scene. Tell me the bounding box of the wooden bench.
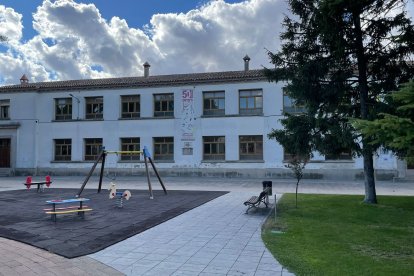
[45,198,91,222]
[244,187,270,214]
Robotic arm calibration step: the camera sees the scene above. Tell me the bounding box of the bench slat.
[43,205,89,211]
[45,209,93,215]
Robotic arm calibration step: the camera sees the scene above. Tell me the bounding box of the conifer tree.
[266,0,414,203]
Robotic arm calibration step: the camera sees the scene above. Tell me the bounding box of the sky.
[0,0,413,86]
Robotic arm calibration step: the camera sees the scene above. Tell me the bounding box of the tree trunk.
[362,149,377,204]
[353,10,377,204]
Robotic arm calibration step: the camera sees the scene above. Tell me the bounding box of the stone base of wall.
[12,168,397,181]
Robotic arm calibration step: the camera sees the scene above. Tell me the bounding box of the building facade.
[0,62,401,179]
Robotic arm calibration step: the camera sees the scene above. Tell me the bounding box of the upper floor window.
[203,136,225,161]
[154,94,174,117]
[239,89,263,115]
[203,91,225,116]
[239,135,263,160]
[153,137,174,161]
[54,139,72,161]
[283,89,306,114]
[121,95,140,118]
[55,98,72,121]
[84,138,103,161]
[85,97,103,119]
[0,100,10,120]
[120,137,140,161]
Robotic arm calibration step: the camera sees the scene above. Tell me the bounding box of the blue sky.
[0,0,413,85]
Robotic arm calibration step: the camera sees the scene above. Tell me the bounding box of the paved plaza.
[0,176,412,275]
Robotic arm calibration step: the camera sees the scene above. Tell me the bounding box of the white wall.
[0,80,399,177]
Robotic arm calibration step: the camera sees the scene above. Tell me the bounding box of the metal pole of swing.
[97,149,106,193]
[143,147,154,199]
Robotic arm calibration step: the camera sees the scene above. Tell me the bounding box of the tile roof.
[0,69,267,93]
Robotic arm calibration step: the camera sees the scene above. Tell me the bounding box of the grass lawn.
[262,194,414,276]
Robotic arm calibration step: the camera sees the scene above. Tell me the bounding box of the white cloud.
[0,5,23,42]
[0,0,282,85]
[2,0,413,86]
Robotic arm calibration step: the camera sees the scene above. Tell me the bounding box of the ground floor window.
[84,138,103,161]
[153,137,174,161]
[120,137,140,161]
[54,139,72,161]
[325,151,352,160]
[239,135,263,160]
[203,136,225,160]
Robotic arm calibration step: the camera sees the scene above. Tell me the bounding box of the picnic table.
[45,198,92,222]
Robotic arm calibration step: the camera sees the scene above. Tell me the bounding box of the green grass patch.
[262,194,414,276]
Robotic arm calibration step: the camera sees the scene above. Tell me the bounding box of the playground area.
[0,187,227,258]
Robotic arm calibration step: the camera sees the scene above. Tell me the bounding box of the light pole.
[69,93,80,120]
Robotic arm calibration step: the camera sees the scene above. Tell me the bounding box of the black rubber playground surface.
[0,188,227,258]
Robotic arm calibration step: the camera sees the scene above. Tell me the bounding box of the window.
[120,137,140,161]
[283,90,306,114]
[153,137,174,161]
[154,94,174,117]
[121,95,140,118]
[85,97,103,119]
[239,89,263,115]
[203,136,225,160]
[0,100,10,120]
[239,135,263,160]
[203,91,225,116]
[325,151,352,160]
[54,139,72,161]
[84,138,103,161]
[55,98,72,120]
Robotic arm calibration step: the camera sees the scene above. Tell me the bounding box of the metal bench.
[244,187,270,214]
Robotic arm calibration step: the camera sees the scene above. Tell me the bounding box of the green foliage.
[262,194,414,275]
[354,81,414,161]
[266,0,414,203]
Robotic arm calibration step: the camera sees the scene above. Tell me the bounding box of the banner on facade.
[181,89,195,141]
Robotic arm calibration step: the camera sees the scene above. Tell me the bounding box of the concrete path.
[0,176,412,275]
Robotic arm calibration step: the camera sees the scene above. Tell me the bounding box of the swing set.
[75,146,167,199]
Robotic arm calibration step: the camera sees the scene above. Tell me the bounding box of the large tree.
[266,0,414,203]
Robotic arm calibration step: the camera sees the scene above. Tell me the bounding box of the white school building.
[0,58,404,179]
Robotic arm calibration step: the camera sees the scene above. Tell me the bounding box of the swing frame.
[75,146,167,199]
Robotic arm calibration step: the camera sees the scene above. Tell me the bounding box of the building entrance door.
[0,139,11,168]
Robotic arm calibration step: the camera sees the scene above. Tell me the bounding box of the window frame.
[203,91,225,116]
[153,137,174,161]
[121,95,140,119]
[203,136,225,161]
[239,89,263,115]
[54,139,72,161]
[0,99,10,120]
[120,137,140,161]
[154,93,174,117]
[239,135,263,160]
[283,89,306,114]
[85,96,104,119]
[84,138,103,161]
[54,98,73,121]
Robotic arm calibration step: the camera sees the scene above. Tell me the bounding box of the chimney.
[20,74,29,85]
[143,62,150,78]
[243,55,250,71]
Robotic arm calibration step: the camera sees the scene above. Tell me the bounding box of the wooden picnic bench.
[45,198,92,222]
[243,187,270,214]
